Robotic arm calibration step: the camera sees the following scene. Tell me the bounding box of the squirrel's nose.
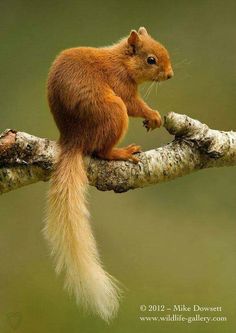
[166,71,174,80]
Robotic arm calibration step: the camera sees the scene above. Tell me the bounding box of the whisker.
[173,58,192,69]
[148,81,156,99]
[155,82,158,96]
[143,81,155,100]
[143,82,152,99]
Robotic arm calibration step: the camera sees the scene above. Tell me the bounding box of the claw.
[130,156,140,164]
[142,111,162,131]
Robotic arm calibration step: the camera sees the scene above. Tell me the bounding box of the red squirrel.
[45,27,173,321]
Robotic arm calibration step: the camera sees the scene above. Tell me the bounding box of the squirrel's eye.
[147,56,156,65]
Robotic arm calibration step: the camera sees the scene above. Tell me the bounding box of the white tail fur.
[44,148,120,321]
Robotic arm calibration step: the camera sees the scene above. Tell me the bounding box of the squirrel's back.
[47,44,132,152]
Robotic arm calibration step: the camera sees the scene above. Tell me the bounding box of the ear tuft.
[128,30,139,47]
[138,27,148,36]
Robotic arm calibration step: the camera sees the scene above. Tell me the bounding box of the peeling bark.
[0,112,236,194]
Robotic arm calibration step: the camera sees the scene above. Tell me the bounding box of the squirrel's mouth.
[153,77,163,82]
[154,72,174,82]
[153,72,164,82]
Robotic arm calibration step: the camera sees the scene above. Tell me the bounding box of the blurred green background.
[0,0,236,332]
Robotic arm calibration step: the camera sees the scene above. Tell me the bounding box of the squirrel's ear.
[138,27,148,36]
[127,30,140,54]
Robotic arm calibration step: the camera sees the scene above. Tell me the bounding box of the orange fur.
[45,27,173,321]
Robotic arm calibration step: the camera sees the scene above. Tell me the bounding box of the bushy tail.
[44,147,120,321]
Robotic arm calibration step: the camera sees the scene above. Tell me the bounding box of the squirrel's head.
[125,27,173,83]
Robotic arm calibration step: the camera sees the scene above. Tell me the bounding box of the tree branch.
[0,112,236,195]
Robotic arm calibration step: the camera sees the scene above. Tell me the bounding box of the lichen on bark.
[0,112,236,194]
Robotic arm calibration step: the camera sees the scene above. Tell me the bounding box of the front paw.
[143,111,162,131]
